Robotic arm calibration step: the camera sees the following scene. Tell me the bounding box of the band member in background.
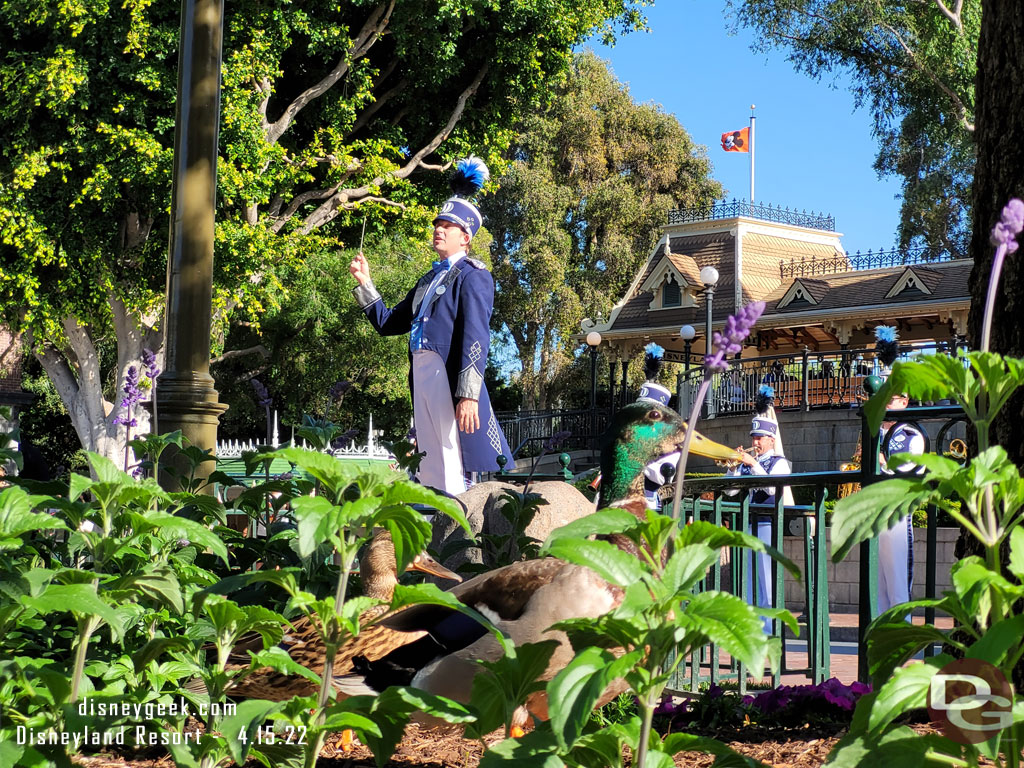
[877,391,924,612]
[350,157,513,495]
[726,411,794,631]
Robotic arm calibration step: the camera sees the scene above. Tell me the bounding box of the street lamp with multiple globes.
[585,330,602,448]
[699,266,719,418]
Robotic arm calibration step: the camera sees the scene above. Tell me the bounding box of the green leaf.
[131,636,192,672]
[867,656,951,733]
[466,640,559,739]
[542,538,645,588]
[680,592,785,671]
[389,583,511,654]
[22,583,121,637]
[381,481,471,534]
[221,699,283,765]
[377,511,432,574]
[478,727,565,767]
[543,508,643,545]
[825,724,954,768]
[107,565,184,614]
[248,647,322,685]
[662,544,720,593]
[831,478,933,562]
[547,646,642,750]
[146,511,229,564]
[662,732,769,766]
[0,486,67,538]
[865,622,949,685]
[965,615,1024,667]
[292,495,344,557]
[1008,527,1024,582]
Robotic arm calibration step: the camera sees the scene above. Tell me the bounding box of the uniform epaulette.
[465,258,487,270]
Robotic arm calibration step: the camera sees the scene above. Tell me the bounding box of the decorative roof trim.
[777,279,822,308]
[885,267,934,298]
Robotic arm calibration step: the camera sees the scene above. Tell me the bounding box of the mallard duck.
[333,402,740,721]
[214,531,462,701]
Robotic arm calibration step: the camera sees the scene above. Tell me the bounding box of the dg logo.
[928,657,1013,744]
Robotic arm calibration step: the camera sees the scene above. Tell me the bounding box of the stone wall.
[685,407,964,474]
[780,526,958,614]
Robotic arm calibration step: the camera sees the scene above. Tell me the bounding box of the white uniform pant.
[412,350,466,496]
[748,517,773,634]
[878,514,913,613]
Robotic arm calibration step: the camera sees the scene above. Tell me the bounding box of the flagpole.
[749,104,756,209]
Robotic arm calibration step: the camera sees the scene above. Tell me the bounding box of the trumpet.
[716,446,757,469]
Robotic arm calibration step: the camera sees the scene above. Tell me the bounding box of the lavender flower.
[544,430,572,452]
[113,366,141,428]
[989,198,1024,252]
[141,348,160,382]
[705,301,765,373]
[251,379,273,408]
[982,198,1024,352]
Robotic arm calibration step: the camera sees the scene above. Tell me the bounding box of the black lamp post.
[677,324,696,413]
[586,331,602,450]
[699,266,719,417]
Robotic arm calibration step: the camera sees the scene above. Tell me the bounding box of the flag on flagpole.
[721,127,750,152]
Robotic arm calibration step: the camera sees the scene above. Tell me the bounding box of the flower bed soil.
[70,722,979,768]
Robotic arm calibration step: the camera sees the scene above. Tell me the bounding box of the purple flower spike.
[544,430,572,452]
[141,348,160,381]
[329,380,353,400]
[705,301,765,373]
[251,379,273,408]
[990,198,1024,253]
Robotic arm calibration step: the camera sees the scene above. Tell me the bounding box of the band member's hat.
[638,381,671,406]
[434,156,489,239]
[434,197,483,239]
[750,415,779,437]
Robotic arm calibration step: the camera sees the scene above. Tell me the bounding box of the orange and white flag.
[721,127,750,152]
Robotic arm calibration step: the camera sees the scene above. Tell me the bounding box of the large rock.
[430,480,596,574]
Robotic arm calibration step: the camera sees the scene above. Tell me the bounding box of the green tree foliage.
[0,0,649,462]
[483,52,722,409]
[729,0,979,255]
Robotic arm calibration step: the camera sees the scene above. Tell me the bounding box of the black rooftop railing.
[668,199,835,231]
[780,244,964,279]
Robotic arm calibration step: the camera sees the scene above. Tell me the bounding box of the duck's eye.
[648,410,663,421]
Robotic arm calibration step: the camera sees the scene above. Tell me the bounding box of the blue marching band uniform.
[352,158,512,495]
[878,420,924,611]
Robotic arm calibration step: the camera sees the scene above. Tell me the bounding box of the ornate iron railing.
[494,408,608,458]
[668,199,835,231]
[780,244,961,278]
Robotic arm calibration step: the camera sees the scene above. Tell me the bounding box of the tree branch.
[211,344,270,364]
[269,184,341,234]
[264,1,396,145]
[350,77,409,135]
[299,63,489,234]
[933,0,963,32]
[882,22,974,131]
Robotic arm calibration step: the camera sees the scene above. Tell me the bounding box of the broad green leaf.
[1009,527,1024,581]
[388,583,510,654]
[377,511,432,574]
[951,557,1024,629]
[825,723,955,768]
[131,636,192,672]
[292,495,344,557]
[867,656,949,733]
[662,732,769,766]
[679,592,781,671]
[107,565,184,614]
[221,699,283,765]
[542,538,645,588]
[250,447,356,492]
[865,622,949,685]
[662,543,719,592]
[466,640,558,739]
[543,507,642,546]
[547,646,642,750]
[146,511,229,564]
[965,615,1024,668]
[248,647,321,685]
[22,583,121,637]
[865,355,974,434]
[831,479,933,562]
[381,481,470,533]
[315,710,381,737]
[478,727,565,768]
[0,486,67,538]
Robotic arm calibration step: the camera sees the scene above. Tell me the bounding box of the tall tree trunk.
[964,0,1024,687]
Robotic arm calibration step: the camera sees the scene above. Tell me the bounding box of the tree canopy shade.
[0,0,649,462]
[730,0,979,255]
[482,52,722,410]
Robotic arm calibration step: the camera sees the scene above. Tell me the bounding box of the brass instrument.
[949,438,968,461]
[716,446,756,470]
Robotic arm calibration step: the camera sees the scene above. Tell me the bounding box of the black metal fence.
[780,245,962,279]
[668,199,835,231]
[495,408,609,459]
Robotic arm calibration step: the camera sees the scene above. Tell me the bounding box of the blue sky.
[584,2,904,257]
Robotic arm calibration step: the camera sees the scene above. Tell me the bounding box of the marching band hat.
[750,414,779,438]
[434,156,489,239]
[637,342,671,406]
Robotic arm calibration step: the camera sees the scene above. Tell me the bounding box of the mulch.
[70,722,972,768]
